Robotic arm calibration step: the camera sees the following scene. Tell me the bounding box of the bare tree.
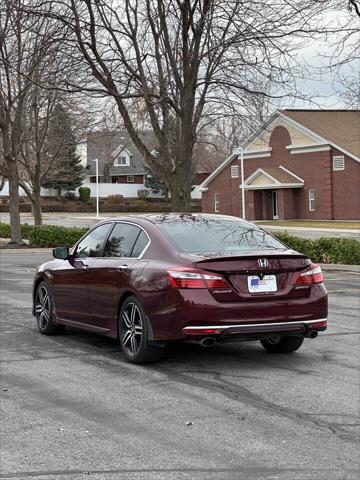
[0,0,62,243]
[16,35,65,225]
[321,1,360,108]
[30,0,329,212]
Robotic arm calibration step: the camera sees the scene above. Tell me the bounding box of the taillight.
[293,263,324,285]
[167,267,229,289]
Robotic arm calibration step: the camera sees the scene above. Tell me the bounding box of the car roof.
[97,213,256,230]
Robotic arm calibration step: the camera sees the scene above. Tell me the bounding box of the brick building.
[200,110,360,220]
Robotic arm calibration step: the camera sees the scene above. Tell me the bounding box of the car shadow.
[56,326,320,375]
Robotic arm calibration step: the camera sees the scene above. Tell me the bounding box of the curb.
[0,247,52,254]
[319,263,360,273]
[260,225,360,235]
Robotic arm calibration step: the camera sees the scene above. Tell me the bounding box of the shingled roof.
[86,130,155,177]
[86,130,223,177]
[280,109,360,159]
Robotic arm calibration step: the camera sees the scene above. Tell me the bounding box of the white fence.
[78,182,164,199]
[0,181,203,199]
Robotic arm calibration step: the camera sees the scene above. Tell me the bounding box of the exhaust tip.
[200,337,217,347]
[306,330,318,339]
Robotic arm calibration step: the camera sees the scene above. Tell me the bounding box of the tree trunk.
[7,160,23,246]
[170,182,192,212]
[169,123,195,212]
[57,188,61,202]
[31,189,43,225]
[168,165,192,212]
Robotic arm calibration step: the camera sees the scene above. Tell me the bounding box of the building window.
[231,165,239,178]
[127,175,134,183]
[114,155,130,166]
[333,155,345,171]
[214,193,220,213]
[309,189,315,211]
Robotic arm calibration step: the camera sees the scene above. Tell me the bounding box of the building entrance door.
[272,191,278,219]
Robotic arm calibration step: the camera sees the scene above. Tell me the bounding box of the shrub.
[29,225,88,247]
[0,222,34,239]
[106,194,124,204]
[79,187,91,203]
[21,223,34,239]
[274,232,360,265]
[138,189,150,198]
[0,222,11,238]
[64,191,76,200]
[1,221,359,263]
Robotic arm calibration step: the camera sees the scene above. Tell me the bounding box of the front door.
[272,191,278,219]
[51,223,113,324]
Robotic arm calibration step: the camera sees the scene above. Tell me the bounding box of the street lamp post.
[93,159,99,217]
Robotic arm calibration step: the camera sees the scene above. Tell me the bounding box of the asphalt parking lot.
[0,251,359,480]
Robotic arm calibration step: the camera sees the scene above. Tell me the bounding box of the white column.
[93,159,99,217]
[240,147,246,220]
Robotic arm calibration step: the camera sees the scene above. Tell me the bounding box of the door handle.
[118,265,129,271]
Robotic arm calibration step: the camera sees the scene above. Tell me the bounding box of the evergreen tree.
[144,169,169,198]
[42,104,84,198]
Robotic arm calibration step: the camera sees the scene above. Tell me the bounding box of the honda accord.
[33,214,328,363]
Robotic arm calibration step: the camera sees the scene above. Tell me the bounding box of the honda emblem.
[258,258,268,268]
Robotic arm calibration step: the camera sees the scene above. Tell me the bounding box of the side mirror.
[53,246,70,260]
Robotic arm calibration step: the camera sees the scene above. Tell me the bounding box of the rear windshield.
[157,217,285,253]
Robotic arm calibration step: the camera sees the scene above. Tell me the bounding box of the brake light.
[293,263,324,285]
[167,267,229,289]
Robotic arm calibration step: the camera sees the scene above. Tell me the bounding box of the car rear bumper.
[182,318,327,338]
[147,284,328,340]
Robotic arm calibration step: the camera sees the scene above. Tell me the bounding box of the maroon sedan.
[33,214,327,363]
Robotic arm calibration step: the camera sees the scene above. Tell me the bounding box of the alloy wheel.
[121,302,143,357]
[35,285,51,330]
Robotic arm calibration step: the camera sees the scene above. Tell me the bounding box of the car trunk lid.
[180,250,311,302]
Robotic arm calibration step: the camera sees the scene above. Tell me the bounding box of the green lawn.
[255,220,360,229]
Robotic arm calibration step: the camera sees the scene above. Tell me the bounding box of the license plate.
[247,275,277,293]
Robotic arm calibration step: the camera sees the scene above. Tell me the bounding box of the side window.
[75,224,112,258]
[103,223,141,258]
[214,193,220,213]
[309,189,315,211]
[131,230,149,258]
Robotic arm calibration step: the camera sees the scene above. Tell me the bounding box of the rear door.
[86,222,150,331]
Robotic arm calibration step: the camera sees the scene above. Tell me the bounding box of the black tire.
[35,281,64,335]
[119,296,162,364]
[260,335,304,353]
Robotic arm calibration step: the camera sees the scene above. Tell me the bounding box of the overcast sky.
[286,7,359,109]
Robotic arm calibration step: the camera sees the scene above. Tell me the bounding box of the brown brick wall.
[331,148,360,220]
[195,173,209,185]
[202,125,360,220]
[202,158,243,217]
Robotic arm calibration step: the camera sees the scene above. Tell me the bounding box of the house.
[200,110,360,220]
[86,130,154,186]
[85,130,218,197]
